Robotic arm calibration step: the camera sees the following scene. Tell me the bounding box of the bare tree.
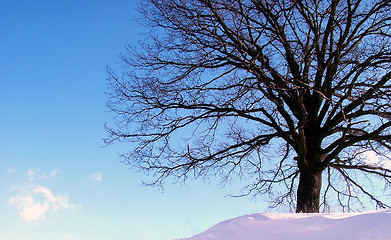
[106,0,391,213]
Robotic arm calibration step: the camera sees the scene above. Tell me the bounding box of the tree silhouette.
[106,0,391,213]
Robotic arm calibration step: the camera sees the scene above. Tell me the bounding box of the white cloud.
[27,169,35,182]
[7,168,16,174]
[8,168,80,224]
[361,151,391,169]
[8,184,81,224]
[89,172,102,182]
[50,168,61,177]
[26,168,61,182]
[7,168,17,174]
[63,234,73,240]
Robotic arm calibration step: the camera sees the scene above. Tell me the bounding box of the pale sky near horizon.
[0,1,266,239]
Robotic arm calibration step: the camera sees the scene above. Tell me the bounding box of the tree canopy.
[106,0,391,212]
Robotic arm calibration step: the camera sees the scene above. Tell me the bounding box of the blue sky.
[0,0,265,239]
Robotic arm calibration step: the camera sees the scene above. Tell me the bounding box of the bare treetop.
[106,0,391,213]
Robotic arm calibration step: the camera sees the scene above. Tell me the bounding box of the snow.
[176,208,391,240]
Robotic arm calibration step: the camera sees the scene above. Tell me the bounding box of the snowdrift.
[177,208,391,240]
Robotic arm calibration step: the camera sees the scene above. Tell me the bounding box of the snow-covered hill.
[177,208,391,240]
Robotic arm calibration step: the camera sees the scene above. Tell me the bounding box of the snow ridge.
[177,208,391,240]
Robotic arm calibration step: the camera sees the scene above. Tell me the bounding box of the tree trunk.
[296,169,322,213]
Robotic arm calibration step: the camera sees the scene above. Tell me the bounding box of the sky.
[0,1,266,239]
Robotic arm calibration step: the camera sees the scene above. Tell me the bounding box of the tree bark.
[296,168,322,213]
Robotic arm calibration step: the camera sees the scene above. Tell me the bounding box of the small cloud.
[26,168,60,182]
[361,151,391,169]
[50,168,61,177]
[27,169,35,182]
[89,172,102,182]
[8,184,81,224]
[63,234,73,240]
[7,168,16,174]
